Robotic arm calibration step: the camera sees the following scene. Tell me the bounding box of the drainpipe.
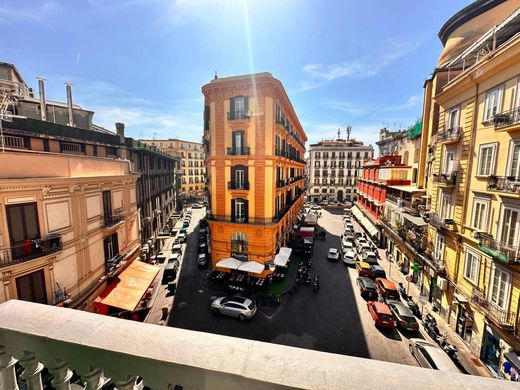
[455,81,480,286]
[65,83,75,127]
[37,77,46,121]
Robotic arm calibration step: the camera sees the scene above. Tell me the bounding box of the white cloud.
[321,100,367,115]
[382,94,421,111]
[0,1,60,24]
[298,37,422,92]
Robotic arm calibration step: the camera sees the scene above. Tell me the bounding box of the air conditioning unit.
[437,277,448,291]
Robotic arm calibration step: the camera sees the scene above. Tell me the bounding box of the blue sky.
[1,0,473,149]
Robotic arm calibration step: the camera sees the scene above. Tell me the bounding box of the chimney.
[115,122,125,144]
[65,82,75,127]
[37,77,47,121]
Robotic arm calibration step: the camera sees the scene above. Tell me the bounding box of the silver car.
[409,339,460,373]
[210,296,257,320]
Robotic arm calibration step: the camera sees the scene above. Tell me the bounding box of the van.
[171,244,183,254]
[162,259,179,284]
[375,278,400,301]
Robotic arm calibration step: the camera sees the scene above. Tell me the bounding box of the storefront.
[454,294,473,344]
[481,325,501,374]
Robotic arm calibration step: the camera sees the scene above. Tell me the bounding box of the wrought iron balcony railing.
[487,175,520,194]
[477,233,520,264]
[103,214,123,227]
[436,126,462,143]
[471,287,516,328]
[227,112,250,120]
[428,212,453,231]
[227,181,250,190]
[227,147,250,156]
[0,234,62,268]
[432,171,457,186]
[493,107,520,129]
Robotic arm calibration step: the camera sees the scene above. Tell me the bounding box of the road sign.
[406,275,413,282]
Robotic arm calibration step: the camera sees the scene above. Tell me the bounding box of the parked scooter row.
[422,312,458,360]
[294,265,319,293]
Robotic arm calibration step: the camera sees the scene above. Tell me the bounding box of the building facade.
[202,73,306,274]
[421,0,520,376]
[140,139,205,203]
[307,138,373,204]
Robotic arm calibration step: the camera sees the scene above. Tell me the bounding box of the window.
[499,207,519,247]
[489,266,511,309]
[231,232,248,253]
[434,234,445,261]
[314,179,320,185]
[315,152,320,159]
[313,188,319,193]
[16,270,47,304]
[6,203,40,260]
[235,169,245,189]
[483,86,503,121]
[508,141,520,178]
[477,143,497,176]
[232,130,245,152]
[463,249,480,284]
[232,198,247,223]
[443,149,455,174]
[439,192,451,220]
[471,198,489,231]
[235,96,245,116]
[447,106,460,130]
[314,161,320,168]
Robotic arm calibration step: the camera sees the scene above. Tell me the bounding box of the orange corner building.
[202,73,307,277]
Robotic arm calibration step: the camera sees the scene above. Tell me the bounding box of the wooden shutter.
[244,96,249,116]
[231,199,236,222]
[244,199,249,223]
[230,97,235,119]
[232,131,237,150]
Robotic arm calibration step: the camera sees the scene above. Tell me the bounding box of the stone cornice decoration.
[43,192,70,200]
[0,184,46,192]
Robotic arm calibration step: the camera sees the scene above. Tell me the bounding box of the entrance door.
[337,190,344,202]
[6,203,40,259]
[16,270,47,304]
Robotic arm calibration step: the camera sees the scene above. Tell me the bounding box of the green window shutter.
[244,96,249,116]
[231,198,236,222]
[230,97,235,119]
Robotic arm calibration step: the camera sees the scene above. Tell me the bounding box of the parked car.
[179,227,188,234]
[210,296,257,320]
[375,278,401,301]
[371,264,386,279]
[343,250,357,266]
[198,241,207,253]
[356,261,373,278]
[182,219,190,228]
[342,215,352,222]
[342,232,355,241]
[408,339,460,372]
[367,301,396,329]
[178,232,187,243]
[197,253,208,267]
[192,203,203,209]
[356,276,378,300]
[327,248,340,261]
[162,259,179,284]
[361,251,378,265]
[311,205,321,210]
[357,244,372,257]
[153,252,167,264]
[171,244,183,254]
[387,301,419,332]
[342,241,355,254]
[354,232,364,238]
[355,237,368,248]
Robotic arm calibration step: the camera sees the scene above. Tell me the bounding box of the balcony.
[0,300,495,390]
[227,181,250,190]
[105,253,124,276]
[103,214,123,228]
[428,212,453,231]
[432,171,457,186]
[487,175,520,195]
[277,179,287,188]
[227,147,250,156]
[208,214,273,225]
[435,126,462,144]
[0,234,62,268]
[227,112,250,121]
[471,288,516,329]
[477,234,520,264]
[493,107,520,131]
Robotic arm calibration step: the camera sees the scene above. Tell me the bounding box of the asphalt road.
[168,207,418,367]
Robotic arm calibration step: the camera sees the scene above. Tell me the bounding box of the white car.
[409,339,460,373]
[360,250,378,264]
[211,296,257,320]
[355,237,368,247]
[343,250,357,266]
[311,205,321,211]
[327,248,340,261]
[342,215,352,223]
[342,240,355,253]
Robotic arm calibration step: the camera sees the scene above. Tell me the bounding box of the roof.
[0,61,28,85]
[372,302,392,315]
[377,278,398,290]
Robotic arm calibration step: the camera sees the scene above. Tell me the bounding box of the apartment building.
[421,0,520,375]
[202,72,306,274]
[140,138,205,202]
[308,137,373,203]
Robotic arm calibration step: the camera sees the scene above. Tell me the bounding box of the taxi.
[355,261,373,278]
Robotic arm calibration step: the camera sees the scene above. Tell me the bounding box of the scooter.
[406,296,421,318]
[398,283,407,299]
[312,275,320,292]
[436,333,458,360]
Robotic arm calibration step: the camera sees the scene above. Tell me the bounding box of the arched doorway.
[337,190,344,202]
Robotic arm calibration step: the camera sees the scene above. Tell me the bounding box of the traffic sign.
[406,275,413,282]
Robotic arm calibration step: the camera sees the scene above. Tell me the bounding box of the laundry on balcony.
[94,260,160,314]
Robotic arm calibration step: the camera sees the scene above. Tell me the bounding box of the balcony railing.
[105,253,124,275]
[227,147,250,156]
[103,214,123,227]
[227,181,250,190]
[436,126,462,143]
[471,288,516,329]
[277,179,287,188]
[0,300,496,390]
[428,212,452,231]
[227,112,250,120]
[208,214,272,224]
[432,171,457,186]
[478,234,520,264]
[487,175,520,194]
[493,107,520,129]
[0,234,62,268]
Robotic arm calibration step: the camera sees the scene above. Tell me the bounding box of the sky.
[1,0,474,149]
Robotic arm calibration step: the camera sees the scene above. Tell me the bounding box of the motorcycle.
[398,283,408,300]
[422,313,439,339]
[406,296,421,318]
[312,275,320,292]
[436,333,458,360]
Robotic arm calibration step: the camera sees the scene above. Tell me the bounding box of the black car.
[197,253,208,267]
[356,277,378,300]
[162,259,179,284]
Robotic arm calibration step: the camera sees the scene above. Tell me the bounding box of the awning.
[216,257,243,270]
[237,261,264,274]
[95,260,160,312]
[454,293,469,303]
[352,205,363,221]
[387,185,426,193]
[402,213,427,227]
[353,206,379,238]
[274,247,292,267]
[505,352,520,372]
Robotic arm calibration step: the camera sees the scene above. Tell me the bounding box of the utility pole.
[346,125,352,141]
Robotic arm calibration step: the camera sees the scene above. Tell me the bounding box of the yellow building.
[202,73,306,275]
[421,0,520,375]
[140,138,205,202]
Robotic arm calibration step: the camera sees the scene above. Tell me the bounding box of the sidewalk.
[369,231,491,377]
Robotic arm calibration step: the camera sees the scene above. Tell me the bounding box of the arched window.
[231,232,248,253]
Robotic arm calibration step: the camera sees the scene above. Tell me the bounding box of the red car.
[367,301,395,329]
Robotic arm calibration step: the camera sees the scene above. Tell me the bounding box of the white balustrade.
[0,300,510,390]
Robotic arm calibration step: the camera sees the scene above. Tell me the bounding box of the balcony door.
[443,150,455,175]
[499,207,519,247]
[232,198,248,223]
[6,203,40,259]
[102,190,112,223]
[235,169,245,189]
[232,131,244,153]
[508,141,520,178]
[16,270,47,304]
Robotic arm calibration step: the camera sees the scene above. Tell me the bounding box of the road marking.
[257,303,284,319]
